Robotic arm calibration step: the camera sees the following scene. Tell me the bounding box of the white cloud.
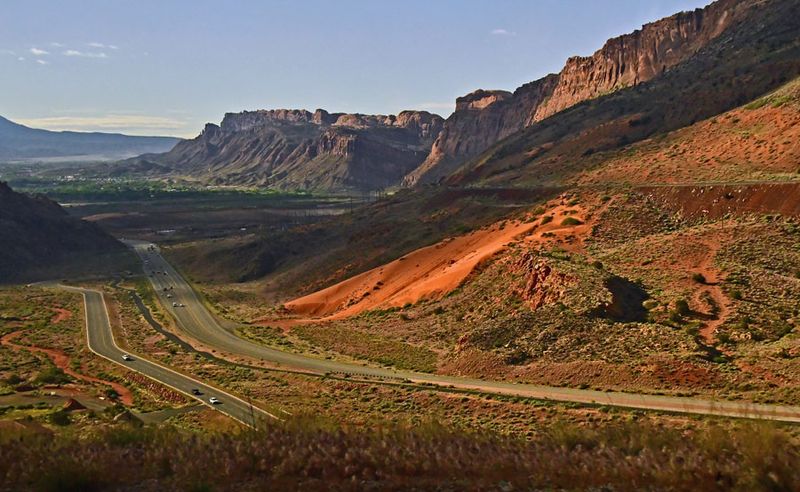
[16,115,187,133]
[30,47,49,56]
[36,59,49,65]
[63,49,108,58]
[18,57,25,62]
[490,28,517,36]
[50,42,65,48]
[88,42,119,50]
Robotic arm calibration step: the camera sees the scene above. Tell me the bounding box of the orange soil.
[1,330,134,406]
[639,183,800,221]
[274,201,591,323]
[578,99,800,185]
[50,307,72,324]
[691,236,731,344]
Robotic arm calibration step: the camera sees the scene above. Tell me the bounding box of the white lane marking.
[61,285,281,426]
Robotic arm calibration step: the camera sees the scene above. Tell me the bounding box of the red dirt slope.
[639,183,800,220]
[282,202,590,320]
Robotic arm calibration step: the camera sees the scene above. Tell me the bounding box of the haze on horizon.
[1,0,709,138]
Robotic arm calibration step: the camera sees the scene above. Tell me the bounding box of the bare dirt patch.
[1,330,134,405]
[50,307,72,324]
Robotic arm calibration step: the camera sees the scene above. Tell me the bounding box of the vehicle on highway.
[209,397,221,405]
[192,388,202,396]
[172,302,179,307]
[122,354,133,361]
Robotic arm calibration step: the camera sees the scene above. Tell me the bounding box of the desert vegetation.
[2,418,799,491]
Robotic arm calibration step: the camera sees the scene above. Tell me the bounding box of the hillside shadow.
[603,276,648,323]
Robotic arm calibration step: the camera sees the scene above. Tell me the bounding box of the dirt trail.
[50,307,72,324]
[1,330,134,406]
[691,236,731,344]
[269,201,593,325]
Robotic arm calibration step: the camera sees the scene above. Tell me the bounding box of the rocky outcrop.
[138,109,443,192]
[404,0,755,186]
[514,256,575,310]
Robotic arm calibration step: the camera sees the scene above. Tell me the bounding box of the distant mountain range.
[0,115,180,162]
[123,109,443,192]
[115,0,798,194]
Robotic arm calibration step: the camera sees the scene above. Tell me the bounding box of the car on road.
[122,354,133,361]
[191,388,202,396]
[172,302,179,307]
[209,397,221,405]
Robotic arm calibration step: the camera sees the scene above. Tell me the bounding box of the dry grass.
[2,418,798,491]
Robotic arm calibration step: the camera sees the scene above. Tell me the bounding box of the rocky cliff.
[137,108,443,192]
[448,0,800,187]
[404,0,755,185]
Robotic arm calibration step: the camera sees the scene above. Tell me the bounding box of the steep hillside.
[0,182,131,283]
[404,0,782,185]
[129,109,443,192]
[0,116,179,161]
[577,76,800,184]
[448,0,800,187]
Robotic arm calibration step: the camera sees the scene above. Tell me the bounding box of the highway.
[60,284,276,428]
[127,240,800,423]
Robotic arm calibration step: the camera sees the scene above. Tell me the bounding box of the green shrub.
[50,410,71,426]
[35,367,71,385]
[692,273,707,284]
[675,299,691,316]
[540,215,553,225]
[561,217,583,226]
[642,300,659,310]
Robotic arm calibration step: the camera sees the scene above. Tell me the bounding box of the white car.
[209,397,221,405]
[122,354,133,361]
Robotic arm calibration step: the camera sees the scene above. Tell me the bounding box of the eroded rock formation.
[405,0,754,186]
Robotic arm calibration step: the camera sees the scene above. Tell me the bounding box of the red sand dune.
[281,202,589,321]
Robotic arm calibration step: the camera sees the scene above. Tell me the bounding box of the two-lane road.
[126,240,800,423]
[61,285,276,427]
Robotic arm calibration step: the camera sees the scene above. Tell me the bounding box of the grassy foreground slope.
[3,420,799,492]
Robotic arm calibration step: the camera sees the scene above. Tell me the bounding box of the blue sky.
[1,0,709,137]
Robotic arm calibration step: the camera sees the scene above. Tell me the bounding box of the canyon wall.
[404,0,753,186]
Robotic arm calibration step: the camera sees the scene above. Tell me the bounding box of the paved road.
[60,284,276,428]
[128,240,800,423]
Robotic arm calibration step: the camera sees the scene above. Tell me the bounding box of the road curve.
[129,240,800,423]
[60,284,277,428]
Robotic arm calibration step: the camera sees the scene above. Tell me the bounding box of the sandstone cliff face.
[148,109,443,192]
[405,0,753,186]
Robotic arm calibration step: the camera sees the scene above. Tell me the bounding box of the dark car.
[191,388,202,396]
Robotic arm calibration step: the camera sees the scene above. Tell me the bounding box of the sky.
[1,0,711,138]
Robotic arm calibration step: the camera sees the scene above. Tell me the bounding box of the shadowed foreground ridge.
[0,182,132,283]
